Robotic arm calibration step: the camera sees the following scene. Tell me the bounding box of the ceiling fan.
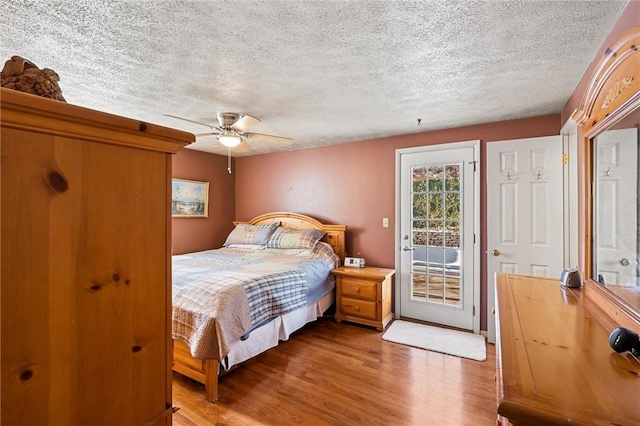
[164,112,293,151]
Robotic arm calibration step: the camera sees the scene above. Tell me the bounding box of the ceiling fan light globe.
[218,133,241,147]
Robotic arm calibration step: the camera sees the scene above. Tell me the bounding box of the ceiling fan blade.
[231,115,261,132]
[194,132,220,137]
[236,139,252,152]
[163,114,217,129]
[244,132,293,144]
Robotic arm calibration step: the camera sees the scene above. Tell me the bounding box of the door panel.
[399,145,477,330]
[487,136,564,342]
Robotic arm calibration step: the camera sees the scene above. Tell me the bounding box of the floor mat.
[382,320,486,361]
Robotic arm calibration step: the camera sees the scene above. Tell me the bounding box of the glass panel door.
[399,144,476,331]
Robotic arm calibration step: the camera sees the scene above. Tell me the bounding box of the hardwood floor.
[173,318,497,426]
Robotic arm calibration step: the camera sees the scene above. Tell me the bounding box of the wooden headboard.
[234,212,347,260]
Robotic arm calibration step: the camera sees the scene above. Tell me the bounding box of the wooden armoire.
[0,88,193,425]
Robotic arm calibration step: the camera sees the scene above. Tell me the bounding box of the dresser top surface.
[495,273,640,425]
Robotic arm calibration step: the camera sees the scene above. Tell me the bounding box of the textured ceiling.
[0,1,628,157]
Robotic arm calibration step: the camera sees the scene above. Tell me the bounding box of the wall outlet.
[382,217,389,228]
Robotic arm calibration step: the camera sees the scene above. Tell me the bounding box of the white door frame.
[395,140,480,335]
[561,117,579,270]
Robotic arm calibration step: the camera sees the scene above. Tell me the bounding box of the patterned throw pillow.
[223,222,280,247]
[313,241,340,268]
[266,227,326,250]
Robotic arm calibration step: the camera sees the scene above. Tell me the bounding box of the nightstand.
[331,266,395,331]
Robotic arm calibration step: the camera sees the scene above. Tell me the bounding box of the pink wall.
[235,114,560,330]
[562,1,640,124]
[172,3,639,332]
[172,149,235,254]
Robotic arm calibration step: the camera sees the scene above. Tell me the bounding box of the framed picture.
[172,178,209,218]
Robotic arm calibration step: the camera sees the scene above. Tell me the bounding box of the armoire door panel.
[1,130,58,426]
[1,87,192,426]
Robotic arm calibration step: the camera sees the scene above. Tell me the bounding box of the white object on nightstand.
[344,257,366,267]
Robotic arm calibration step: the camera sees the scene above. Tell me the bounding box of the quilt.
[172,246,336,360]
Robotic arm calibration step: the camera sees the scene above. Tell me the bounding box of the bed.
[171,212,347,402]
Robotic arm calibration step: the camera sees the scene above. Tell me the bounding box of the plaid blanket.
[172,247,334,360]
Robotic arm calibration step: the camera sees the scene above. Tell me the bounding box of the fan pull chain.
[227,146,232,174]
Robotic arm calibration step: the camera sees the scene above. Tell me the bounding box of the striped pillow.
[266,227,325,250]
[223,222,280,247]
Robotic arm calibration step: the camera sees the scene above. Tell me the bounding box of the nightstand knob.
[355,287,361,292]
[355,306,360,311]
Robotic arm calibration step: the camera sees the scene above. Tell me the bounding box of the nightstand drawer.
[340,296,377,319]
[340,277,376,299]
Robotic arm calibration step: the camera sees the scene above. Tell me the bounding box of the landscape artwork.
[172,179,209,218]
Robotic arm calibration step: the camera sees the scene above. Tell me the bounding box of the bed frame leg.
[204,360,220,402]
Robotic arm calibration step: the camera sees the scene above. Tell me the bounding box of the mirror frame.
[574,26,640,331]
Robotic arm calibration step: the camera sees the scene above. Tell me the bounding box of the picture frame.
[172,178,209,218]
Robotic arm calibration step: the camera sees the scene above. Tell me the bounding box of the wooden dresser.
[331,266,395,331]
[0,88,193,425]
[495,273,640,425]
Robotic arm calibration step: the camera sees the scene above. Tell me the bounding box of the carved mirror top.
[574,26,639,137]
[574,26,640,331]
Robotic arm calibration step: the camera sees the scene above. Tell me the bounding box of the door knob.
[620,258,631,266]
[402,246,414,251]
[492,249,500,257]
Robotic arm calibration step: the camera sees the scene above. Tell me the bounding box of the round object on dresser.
[609,327,640,356]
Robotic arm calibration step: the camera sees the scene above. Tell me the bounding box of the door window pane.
[428,165,443,191]
[427,220,443,247]
[412,220,426,245]
[428,193,443,219]
[410,161,464,308]
[445,165,461,191]
[445,222,460,248]
[445,193,460,219]
[412,167,427,192]
[412,194,427,218]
